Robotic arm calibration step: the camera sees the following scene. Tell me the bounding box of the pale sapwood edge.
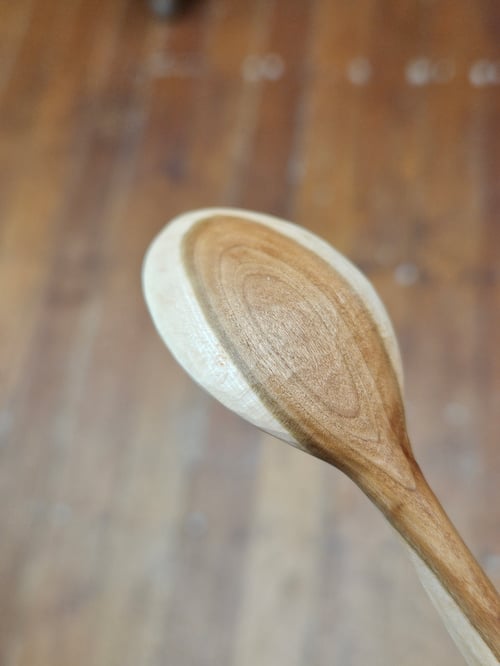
[142,207,499,664]
[406,546,499,666]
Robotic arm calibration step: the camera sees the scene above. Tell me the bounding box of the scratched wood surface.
[0,1,498,665]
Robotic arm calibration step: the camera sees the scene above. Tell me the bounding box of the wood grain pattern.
[1,0,499,664]
[144,209,500,663]
[182,216,411,485]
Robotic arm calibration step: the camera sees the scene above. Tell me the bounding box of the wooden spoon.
[143,208,500,665]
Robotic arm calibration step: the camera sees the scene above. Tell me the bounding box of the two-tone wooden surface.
[0,1,499,664]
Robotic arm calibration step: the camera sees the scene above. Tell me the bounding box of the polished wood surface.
[1,1,499,665]
[144,209,500,664]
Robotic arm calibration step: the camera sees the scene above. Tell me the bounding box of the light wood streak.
[233,435,323,666]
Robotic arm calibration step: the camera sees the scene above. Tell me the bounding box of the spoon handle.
[360,460,500,664]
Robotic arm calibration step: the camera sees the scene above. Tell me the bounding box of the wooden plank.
[233,436,323,666]
[0,0,128,404]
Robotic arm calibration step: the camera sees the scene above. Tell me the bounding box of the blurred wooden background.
[0,1,499,664]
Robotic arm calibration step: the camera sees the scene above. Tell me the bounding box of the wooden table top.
[1,1,498,664]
